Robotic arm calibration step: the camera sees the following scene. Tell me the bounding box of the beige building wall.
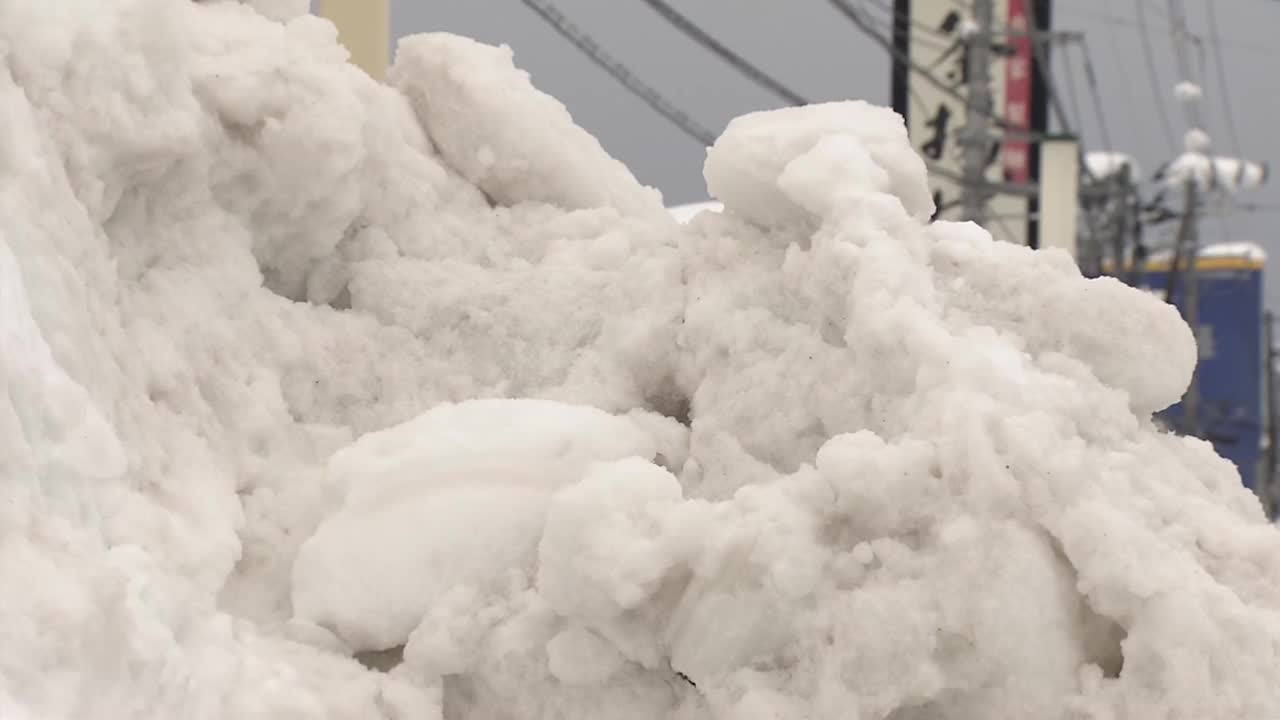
[317,0,390,81]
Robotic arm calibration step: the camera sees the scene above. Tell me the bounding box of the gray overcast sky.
[387,1,1280,302]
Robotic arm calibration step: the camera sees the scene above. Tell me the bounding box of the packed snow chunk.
[667,201,723,224]
[662,478,832,686]
[815,431,943,537]
[546,625,628,686]
[0,236,126,488]
[239,0,310,22]
[927,224,1198,414]
[292,400,680,652]
[538,457,701,624]
[704,101,934,228]
[391,34,666,218]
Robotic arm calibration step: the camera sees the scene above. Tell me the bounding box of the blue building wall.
[1134,254,1265,489]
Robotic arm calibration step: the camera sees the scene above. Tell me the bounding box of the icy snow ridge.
[3,2,1280,719]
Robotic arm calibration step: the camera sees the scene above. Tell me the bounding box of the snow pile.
[668,201,724,224]
[291,399,686,653]
[4,2,1280,719]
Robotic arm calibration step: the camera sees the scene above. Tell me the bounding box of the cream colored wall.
[317,0,390,81]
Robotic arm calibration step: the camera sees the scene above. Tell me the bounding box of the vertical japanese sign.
[891,0,1050,247]
[1003,0,1033,184]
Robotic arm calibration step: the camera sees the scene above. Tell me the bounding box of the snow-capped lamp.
[1157,128,1267,193]
[1183,127,1211,154]
[1174,81,1204,104]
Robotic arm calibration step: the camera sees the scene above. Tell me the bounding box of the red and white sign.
[1003,0,1033,184]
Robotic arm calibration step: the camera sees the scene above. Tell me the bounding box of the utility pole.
[1109,169,1138,280]
[1171,177,1201,437]
[960,0,995,226]
[1264,311,1278,518]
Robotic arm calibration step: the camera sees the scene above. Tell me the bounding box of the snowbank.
[291,399,684,652]
[668,201,724,224]
[3,2,1280,719]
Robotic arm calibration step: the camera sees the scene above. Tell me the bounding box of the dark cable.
[1133,0,1179,152]
[1077,39,1116,151]
[1205,2,1245,162]
[637,0,810,106]
[521,0,718,146]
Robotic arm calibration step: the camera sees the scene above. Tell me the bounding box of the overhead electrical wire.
[635,0,811,106]
[858,1,957,55]
[827,0,972,110]
[827,0,1052,142]
[861,0,962,50]
[519,0,718,146]
[1099,11,1145,155]
[1132,0,1179,152]
[1077,38,1116,151]
[1164,0,1203,131]
[1234,202,1280,215]
[1057,41,1085,134]
[1164,0,1195,84]
[1060,5,1280,59]
[1204,1,1244,161]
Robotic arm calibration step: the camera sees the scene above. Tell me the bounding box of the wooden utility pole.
[1264,312,1278,518]
[1167,178,1201,437]
[960,0,995,226]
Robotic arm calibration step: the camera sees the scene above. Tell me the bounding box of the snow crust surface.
[668,201,724,224]
[4,2,1280,719]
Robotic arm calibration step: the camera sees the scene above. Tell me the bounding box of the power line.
[827,0,1053,142]
[1077,38,1116,151]
[1165,1,1194,81]
[901,95,1028,244]
[636,0,810,106]
[1023,30,1079,147]
[1098,9,1144,155]
[1133,0,1179,151]
[828,0,970,109]
[1205,2,1244,161]
[1229,202,1280,216]
[520,0,717,146]
[861,0,962,50]
[857,0,957,54]
[1164,0,1202,131]
[1058,40,1084,134]
[1059,5,1280,59]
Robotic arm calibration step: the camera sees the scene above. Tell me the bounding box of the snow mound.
[668,201,724,224]
[4,2,1280,719]
[390,35,665,219]
[291,399,683,652]
[704,101,935,227]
